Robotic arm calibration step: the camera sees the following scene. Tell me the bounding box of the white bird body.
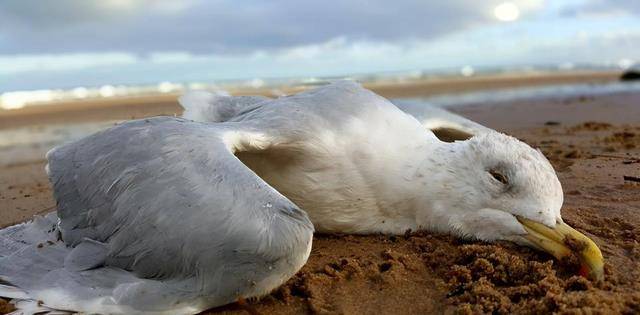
[183,83,552,238]
[235,100,434,234]
[0,81,603,314]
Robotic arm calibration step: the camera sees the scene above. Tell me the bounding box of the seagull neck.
[396,140,465,229]
[368,138,460,232]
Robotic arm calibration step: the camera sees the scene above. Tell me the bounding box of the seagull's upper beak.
[516,216,604,281]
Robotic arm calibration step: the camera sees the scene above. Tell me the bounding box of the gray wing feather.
[64,239,108,271]
[2,117,313,313]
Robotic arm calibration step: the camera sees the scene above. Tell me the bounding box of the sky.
[0,0,639,92]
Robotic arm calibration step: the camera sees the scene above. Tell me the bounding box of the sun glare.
[494,2,520,22]
[104,0,136,10]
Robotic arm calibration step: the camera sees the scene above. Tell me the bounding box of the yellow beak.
[516,216,604,281]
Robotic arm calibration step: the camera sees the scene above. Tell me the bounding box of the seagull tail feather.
[0,213,74,314]
[0,214,207,315]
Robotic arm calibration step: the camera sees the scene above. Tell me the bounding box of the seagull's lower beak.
[516,216,604,281]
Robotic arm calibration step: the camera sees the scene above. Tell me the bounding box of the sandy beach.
[1,72,639,314]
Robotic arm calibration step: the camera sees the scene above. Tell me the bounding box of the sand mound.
[207,225,639,314]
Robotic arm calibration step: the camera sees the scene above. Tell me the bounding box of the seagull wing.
[179,91,269,122]
[396,101,491,141]
[0,117,313,314]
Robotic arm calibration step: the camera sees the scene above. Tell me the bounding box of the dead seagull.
[0,81,603,314]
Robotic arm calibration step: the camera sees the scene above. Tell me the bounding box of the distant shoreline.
[0,70,622,130]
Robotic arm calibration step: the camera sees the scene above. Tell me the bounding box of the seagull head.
[425,132,603,280]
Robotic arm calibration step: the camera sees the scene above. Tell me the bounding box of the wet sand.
[1,78,639,314]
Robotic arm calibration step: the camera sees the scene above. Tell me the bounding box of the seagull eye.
[489,169,508,185]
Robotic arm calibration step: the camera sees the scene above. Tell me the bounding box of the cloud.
[0,0,543,54]
[4,24,638,92]
[2,0,638,93]
[0,52,138,75]
[561,0,640,17]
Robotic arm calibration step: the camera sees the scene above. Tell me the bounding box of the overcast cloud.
[0,0,638,92]
[0,0,545,54]
[561,0,640,17]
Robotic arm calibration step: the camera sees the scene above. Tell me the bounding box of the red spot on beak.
[578,264,590,278]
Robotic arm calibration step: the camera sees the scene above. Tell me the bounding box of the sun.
[494,2,520,22]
